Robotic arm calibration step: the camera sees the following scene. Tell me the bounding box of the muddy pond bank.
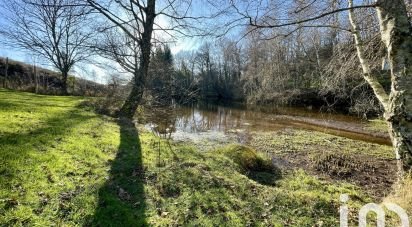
[141,102,395,199]
[143,102,390,145]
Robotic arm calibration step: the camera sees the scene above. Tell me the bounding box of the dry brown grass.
[384,175,412,214]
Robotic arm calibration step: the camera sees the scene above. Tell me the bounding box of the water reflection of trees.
[173,103,258,133]
[144,103,389,145]
[147,102,361,136]
[146,106,177,139]
[147,103,252,134]
[147,102,306,135]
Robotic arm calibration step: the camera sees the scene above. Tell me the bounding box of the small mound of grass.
[218,145,281,185]
[218,145,272,172]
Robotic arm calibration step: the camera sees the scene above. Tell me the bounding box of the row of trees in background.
[168,41,243,103]
[166,29,383,116]
[0,0,411,170]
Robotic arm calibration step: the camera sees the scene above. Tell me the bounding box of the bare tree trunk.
[61,71,69,95]
[4,58,8,88]
[119,0,156,118]
[42,74,45,90]
[120,76,144,117]
[34,64,38,94]
[376,0,412,172]
[348,0,389,111]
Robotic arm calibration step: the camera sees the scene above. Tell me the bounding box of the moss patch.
[218,145,273,172]
[217,145,281,185]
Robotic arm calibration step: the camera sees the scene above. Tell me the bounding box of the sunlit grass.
[0,89,120,225]
[250,129,393,159]
[0,89,377,226]
[365,119,389,134]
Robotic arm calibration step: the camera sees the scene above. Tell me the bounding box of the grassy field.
[0,89,404,226]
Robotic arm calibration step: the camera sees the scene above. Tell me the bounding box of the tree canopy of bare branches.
[0,0,94,94]
[86,0,207,117]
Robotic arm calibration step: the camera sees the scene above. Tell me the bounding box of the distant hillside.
[0,57,108,96]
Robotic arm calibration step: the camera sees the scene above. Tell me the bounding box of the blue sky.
[0,0,364,83]
[0,0,217,83]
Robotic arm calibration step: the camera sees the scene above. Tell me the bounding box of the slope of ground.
[0,89,403,226]
[0,57,108,96]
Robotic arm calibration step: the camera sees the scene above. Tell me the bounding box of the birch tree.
[226,0,412,171]
[374,0,412,172]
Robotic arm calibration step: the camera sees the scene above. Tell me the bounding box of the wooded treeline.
[150,34,389,117]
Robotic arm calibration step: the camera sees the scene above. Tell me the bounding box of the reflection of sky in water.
[174,107,252,134]
[145,103,391,146]
[172,130,229,144]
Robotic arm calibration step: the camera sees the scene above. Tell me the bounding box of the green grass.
[249,129,393,159]
[364,119,389,134]
[0,89,379,226]
[0,90,120,225]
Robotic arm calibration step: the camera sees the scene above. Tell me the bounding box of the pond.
[144,102,391,146]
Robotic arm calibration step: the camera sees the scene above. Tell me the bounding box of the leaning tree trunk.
[376,0,412,172]
[120,69,145,118]
[119,0,156,118]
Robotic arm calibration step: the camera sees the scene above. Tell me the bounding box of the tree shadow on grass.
[90,118,147,226]
[0,109,96,184]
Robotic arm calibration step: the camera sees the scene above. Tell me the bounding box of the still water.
[144,102,391,146]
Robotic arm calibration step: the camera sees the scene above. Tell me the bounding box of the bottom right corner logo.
[339,194,410,227]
